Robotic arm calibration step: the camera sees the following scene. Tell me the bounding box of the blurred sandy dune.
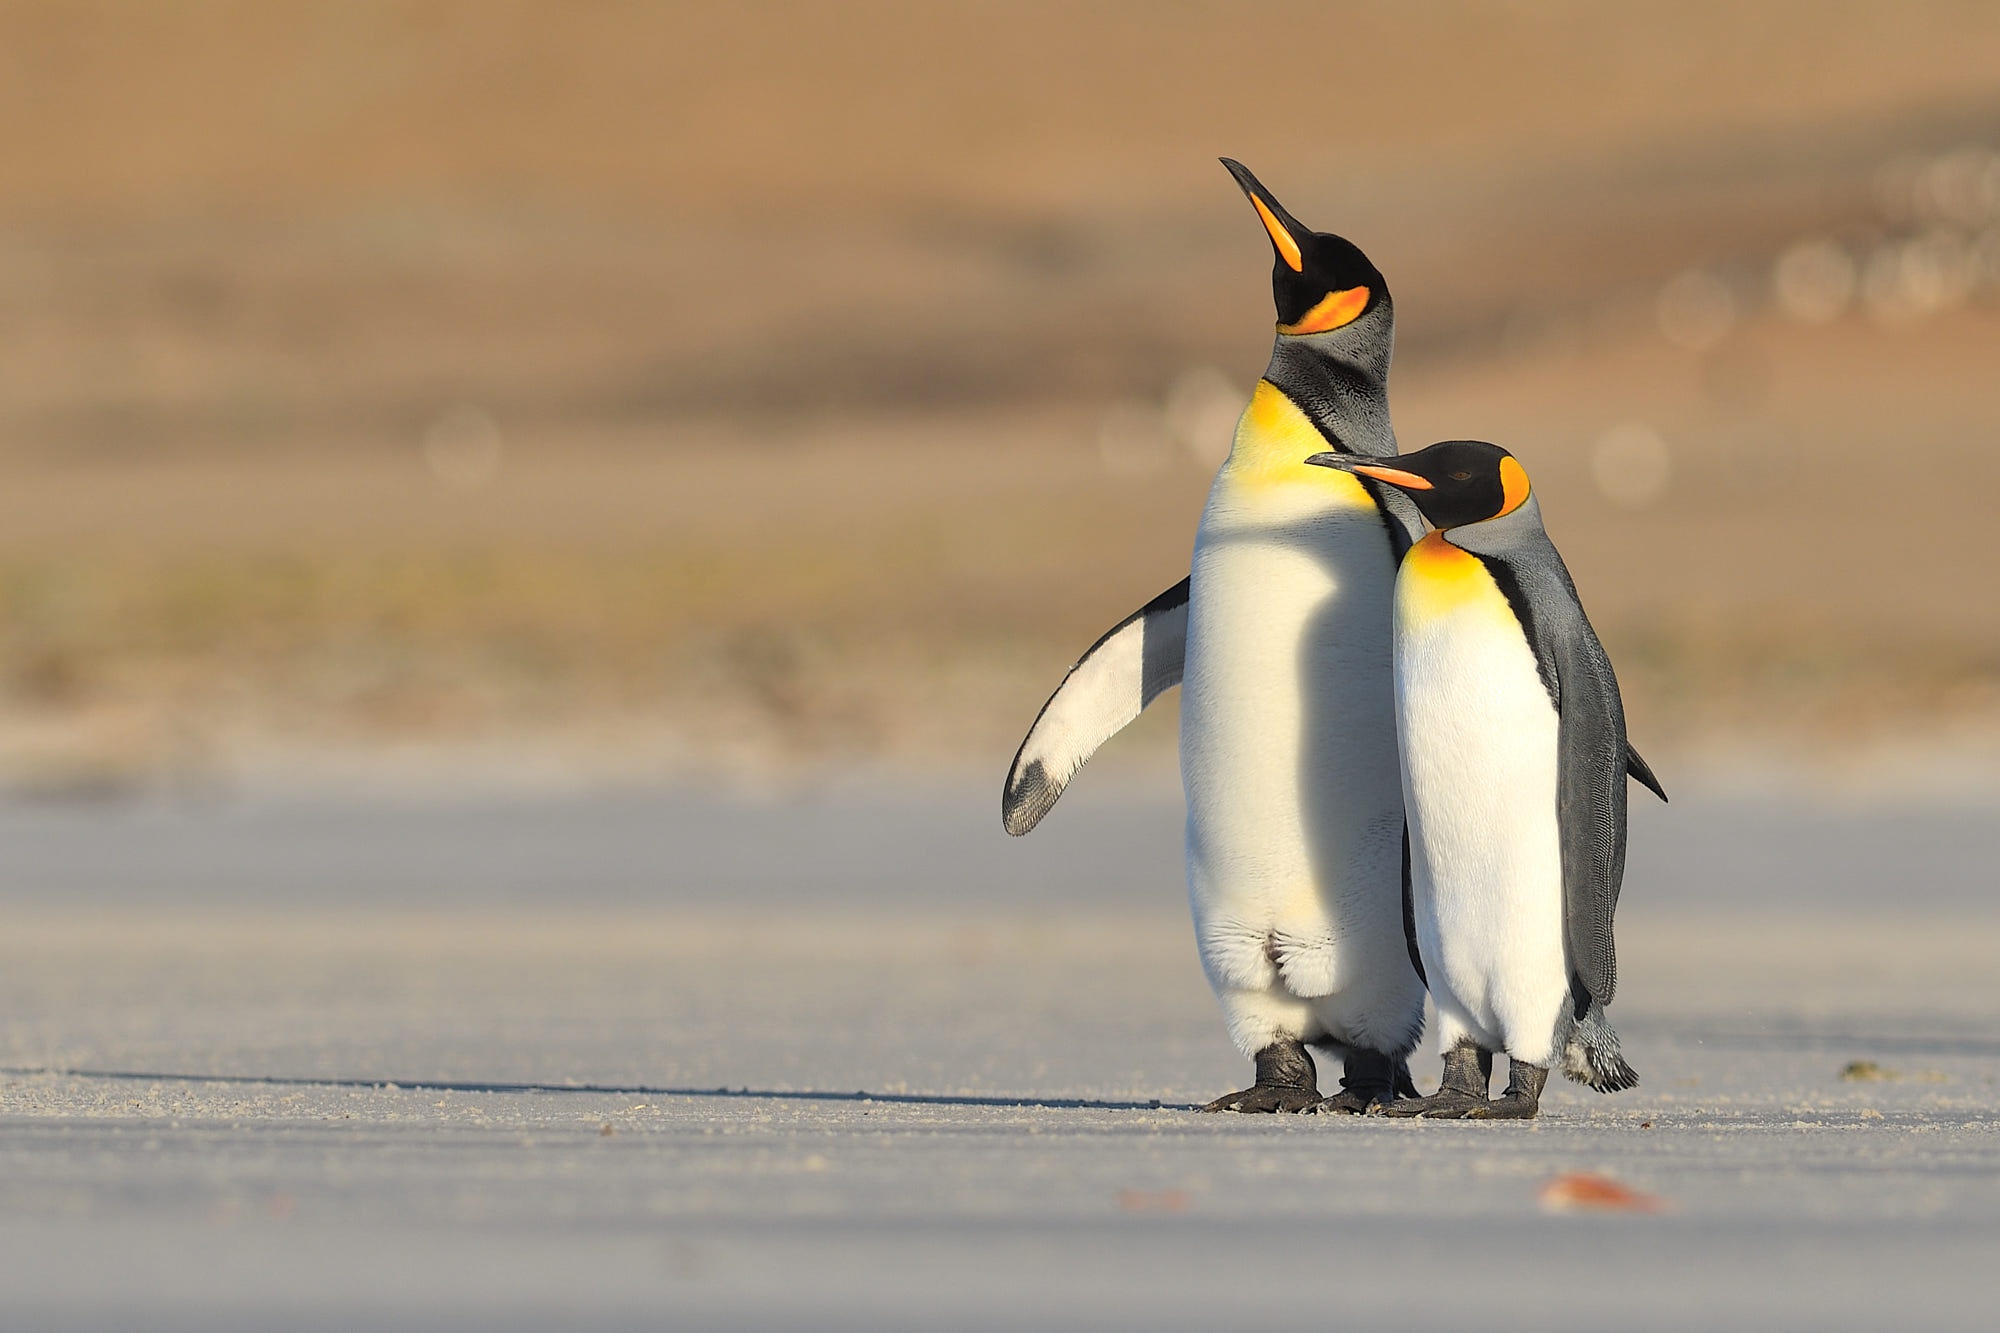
[0,2,1996,788]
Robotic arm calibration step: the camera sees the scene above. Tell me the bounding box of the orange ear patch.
[1497,455,1532,516]
[1279,286,1369,335]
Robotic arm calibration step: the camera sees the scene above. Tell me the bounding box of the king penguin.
[1306,440,1669,1118]
[1004,161,1427,1112]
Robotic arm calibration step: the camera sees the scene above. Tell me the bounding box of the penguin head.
[1221,158,1388,341]
[1305,439,1531,529]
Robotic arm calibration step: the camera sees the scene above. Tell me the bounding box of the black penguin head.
[1305,439,1532,529]
[1221,158,1388,338]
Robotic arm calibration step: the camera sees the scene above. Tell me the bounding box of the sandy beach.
[1,780,1995,1329]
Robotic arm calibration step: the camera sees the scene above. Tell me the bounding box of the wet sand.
[1,782,1996,1329]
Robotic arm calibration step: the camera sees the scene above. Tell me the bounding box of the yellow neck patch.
[1278,286,1370,336]
[1399,529,1502,625]
[1225,380,1370,503]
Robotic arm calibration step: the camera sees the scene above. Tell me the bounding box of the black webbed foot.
[1312,1048,1404,1114]
[1380,1088,1489,1118]
[1380,1042,1493,1119]
[1464,1060,1548,1120]
[1200,1037,1318,1114]
[1313,1088,1379,1114]
[1204,1083,1323,1114]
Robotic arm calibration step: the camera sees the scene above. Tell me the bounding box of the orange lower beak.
[1250,194,1304,272]
[1347,462,1433,490]
[1303,453,1433,489]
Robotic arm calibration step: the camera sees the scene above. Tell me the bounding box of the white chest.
[1178,382,1403,913]
[1394,538,1569,1054]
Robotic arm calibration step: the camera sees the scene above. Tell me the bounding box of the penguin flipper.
[1551,613,1634,1010]
[1001,579,1189,835]
[1462,533,1633,1009]
[1626,744,1668,802]
[1400,823,1426,987]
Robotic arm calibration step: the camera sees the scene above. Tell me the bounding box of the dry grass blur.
[2,1,1998,792]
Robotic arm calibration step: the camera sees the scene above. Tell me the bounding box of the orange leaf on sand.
[1538,1172,1664,1213]
[1117,1189,1190,1213]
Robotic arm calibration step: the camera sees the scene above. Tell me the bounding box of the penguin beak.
[1221,158,1308,273]
[1304,453,1434,490]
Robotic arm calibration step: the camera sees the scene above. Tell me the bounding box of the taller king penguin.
[1004,161,1426,1111]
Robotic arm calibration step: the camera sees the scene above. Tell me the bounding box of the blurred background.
[2,0,1999,797]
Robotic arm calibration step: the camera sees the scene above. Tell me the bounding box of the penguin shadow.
[1205,507,1408,906]
[2,1065,1195,1112]
[1287,505,1405,835]
[1283,508,1424,1058]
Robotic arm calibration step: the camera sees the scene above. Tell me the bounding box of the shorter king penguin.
[1307,440,1668,1119]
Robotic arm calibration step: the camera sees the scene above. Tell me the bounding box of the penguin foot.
[1379,1042,1492,1118]
[1203,1084,1322,1114]
[1312,1049,1404,1114]
[1379,1089,1489,1119]
[1312,1088,1380,1114]
[1462,1097,1535,1120]
[1200,1037,1318,1114]
[1463,1060,1548,1121]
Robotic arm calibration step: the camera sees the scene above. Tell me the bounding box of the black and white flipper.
[1001,579,1188,835]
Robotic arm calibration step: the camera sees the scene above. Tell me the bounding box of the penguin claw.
[1462,1094,1539,1120]
[1199,1084,1321,1114]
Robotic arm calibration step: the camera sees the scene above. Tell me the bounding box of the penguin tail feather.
[1561,1004,1638,1093]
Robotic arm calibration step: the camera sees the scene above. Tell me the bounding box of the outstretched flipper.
[1001,579,1188,835]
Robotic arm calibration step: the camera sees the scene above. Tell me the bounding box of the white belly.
[1396,572,1569,1064]
[1179,470,1405,1015]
